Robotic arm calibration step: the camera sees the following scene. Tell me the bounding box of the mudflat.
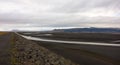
[20,32,120,43]
[35,41,120,65]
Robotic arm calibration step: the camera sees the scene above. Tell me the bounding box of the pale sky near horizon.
[0,0,120,31]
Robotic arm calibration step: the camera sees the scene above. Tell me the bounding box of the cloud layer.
[0,0,120,31]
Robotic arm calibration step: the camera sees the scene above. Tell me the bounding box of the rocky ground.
[11,33,79,65]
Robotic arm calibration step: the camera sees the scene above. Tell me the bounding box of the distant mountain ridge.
[53,27,120,33]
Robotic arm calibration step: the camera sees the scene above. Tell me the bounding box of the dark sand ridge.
[11,33,79,65]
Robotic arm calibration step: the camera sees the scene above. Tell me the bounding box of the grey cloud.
[0,0,120,31]
[50,0,120,13]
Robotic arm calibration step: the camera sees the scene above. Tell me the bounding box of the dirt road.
[0,33,11,65]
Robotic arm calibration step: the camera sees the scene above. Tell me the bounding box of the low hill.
[53,28,120,33]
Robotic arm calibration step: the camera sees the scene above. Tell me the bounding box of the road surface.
[0,33,11,65]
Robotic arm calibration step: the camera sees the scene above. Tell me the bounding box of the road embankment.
[11,33,79,65]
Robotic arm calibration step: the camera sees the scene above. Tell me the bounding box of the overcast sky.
[0,0,120,31]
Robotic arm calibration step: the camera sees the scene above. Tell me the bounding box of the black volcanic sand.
[19,32,120,43]
[0,33,11,65]
[35,41,120,65]
[19,32,120,65]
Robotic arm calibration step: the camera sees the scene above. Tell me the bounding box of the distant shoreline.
[19,32,120,44]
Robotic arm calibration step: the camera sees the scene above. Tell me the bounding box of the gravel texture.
[11,34,79,65]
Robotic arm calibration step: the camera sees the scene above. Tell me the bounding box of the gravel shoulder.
[11,33,79,65]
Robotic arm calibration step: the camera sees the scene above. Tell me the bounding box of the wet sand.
[35,41,120,65]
